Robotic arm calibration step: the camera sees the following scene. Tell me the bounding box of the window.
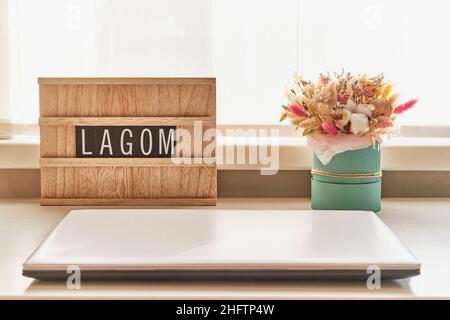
[7,0,212,124]
[0,0,9,123]
[3,0,450,126]
[298,0,450,126]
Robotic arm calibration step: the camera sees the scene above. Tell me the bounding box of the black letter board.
[76,126,176,158]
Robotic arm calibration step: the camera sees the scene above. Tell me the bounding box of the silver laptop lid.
[23,210,420,280]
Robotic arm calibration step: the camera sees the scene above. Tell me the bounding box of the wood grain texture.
[38,78,215,85]
[40,82,215,117]
[40,126,76,158]
[40,166,217,199]
[40,158,216,167]
[39,116,215,126]
[40,198,217,206]
[39,78,217,206]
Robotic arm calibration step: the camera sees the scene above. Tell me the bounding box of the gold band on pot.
[311,169,382,179]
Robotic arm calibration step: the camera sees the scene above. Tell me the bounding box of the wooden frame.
[39,78,217,206]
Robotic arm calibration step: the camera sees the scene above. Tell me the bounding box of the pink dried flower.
[393,99,418,114]
[288,103,308,117]
[377,116,392,128]
[321,121,338,135]
[320,73,331,85]
[337,92,350,105]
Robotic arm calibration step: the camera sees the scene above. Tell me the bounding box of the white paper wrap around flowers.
[306,134,373,165]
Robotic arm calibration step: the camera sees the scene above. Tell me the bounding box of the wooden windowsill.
[1,135,450,171]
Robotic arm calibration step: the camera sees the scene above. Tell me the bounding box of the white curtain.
[298,0,450,126]
[0,0,9,122]
[8,0,212,123]
[6,0,450,125]
[212,0,299,124]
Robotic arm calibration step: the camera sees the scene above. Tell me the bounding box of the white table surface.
[1,198,449,299]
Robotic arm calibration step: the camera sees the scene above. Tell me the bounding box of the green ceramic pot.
[311,145,381,212]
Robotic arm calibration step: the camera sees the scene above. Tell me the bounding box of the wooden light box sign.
[39,78,217,206]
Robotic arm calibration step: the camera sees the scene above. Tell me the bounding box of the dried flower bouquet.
[280,71,417,164]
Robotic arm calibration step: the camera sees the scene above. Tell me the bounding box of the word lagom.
[76,126,176,158]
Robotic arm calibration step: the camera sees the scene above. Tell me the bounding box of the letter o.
[140,129,153,156]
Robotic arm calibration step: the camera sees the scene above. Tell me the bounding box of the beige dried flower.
[303,83,315,99]
[372,98,393,117]
[298,118,321,130]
